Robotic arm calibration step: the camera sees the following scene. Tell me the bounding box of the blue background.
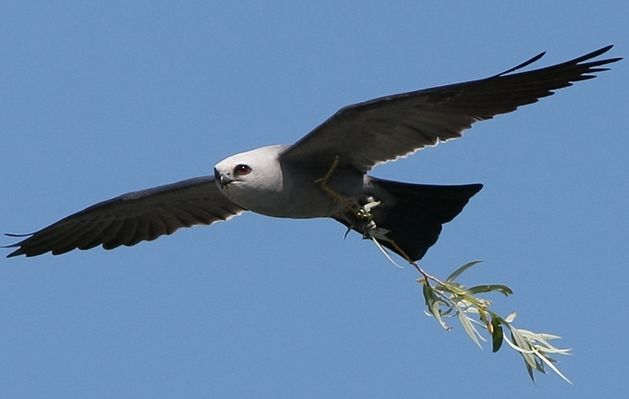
[2,1,627,398]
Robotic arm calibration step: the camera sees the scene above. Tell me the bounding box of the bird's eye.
[234,164,252,176]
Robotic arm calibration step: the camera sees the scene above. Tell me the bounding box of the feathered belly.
[250,173,364,219]
[249,183,346,219]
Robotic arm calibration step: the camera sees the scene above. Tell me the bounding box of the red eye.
[234,164,252,176]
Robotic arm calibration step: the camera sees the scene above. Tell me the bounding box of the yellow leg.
[313,155,340,186]
[314,155,360,215]
[314,156,415,266]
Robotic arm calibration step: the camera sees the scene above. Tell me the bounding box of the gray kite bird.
[4,45,621,261]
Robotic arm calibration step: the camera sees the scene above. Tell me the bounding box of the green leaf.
[516,330,572,355]
[445,260,483,282]
[431,299,451,331]
[504,312,517,323]
[491,316,504,353]
[468,284,514,297]
[525,361,535,382]
[457,310,483,349]
[531,348,573,384]
[509,327,538,376]
[422,281,434,309]
[422,282,450,330]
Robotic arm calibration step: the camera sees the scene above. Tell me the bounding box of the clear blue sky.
[1,1,627,398]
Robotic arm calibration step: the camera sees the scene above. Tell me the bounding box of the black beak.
[214,168,232,188]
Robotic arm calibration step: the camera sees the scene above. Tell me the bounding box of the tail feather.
[337,177,482,262]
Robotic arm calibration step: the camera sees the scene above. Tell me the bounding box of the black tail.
[336,178,482,262]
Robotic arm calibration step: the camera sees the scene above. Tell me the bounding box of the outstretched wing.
[4,176,246,257]
[280,45,621,172]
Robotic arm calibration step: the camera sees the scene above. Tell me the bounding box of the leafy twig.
[417,260,572,383]
[355,189,572,382]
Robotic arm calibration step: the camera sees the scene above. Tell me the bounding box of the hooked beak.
[214,168,233,189]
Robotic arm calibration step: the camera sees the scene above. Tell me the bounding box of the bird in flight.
[4,46,620,261]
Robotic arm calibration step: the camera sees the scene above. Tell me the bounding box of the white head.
[213,145,286,211]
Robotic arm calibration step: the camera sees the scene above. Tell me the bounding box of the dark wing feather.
[280,45,621,172]
[4,176,245,257]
